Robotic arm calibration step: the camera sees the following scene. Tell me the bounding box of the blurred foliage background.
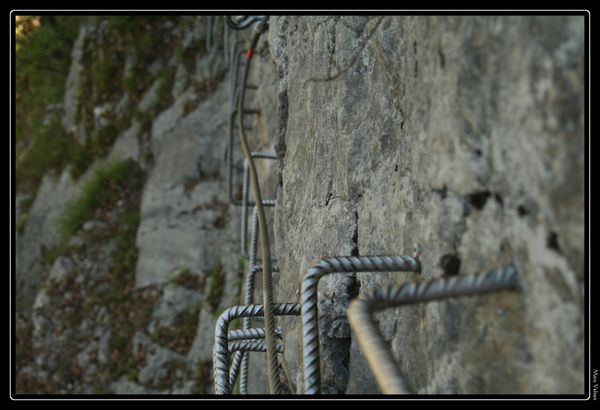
[15,16,82,193]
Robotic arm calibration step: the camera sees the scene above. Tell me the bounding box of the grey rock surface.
[269,15,584,394]
[63,25,88,139]
[15,15,584,395]
[147,284,202,334]
[16,170,79,312]
[135,84,230,287]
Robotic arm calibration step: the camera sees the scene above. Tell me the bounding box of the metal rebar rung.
[301,255,421,394]
[241,156,277,256]
[228,264,280,389]
[347,265,520,394]
[229,340,284,353]
[228,327,283,341]
[213,303,300,394]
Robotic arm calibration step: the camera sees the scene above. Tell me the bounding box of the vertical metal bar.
[241,159,249,257]
[213,303,301,394]
[229,264,279,391]
[241,153,278,257]
[301,255,421,394]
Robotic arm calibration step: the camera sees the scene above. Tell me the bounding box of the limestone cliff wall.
[15,15,584,394]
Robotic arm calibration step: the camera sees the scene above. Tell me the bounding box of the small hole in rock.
[467,191,491,210]
[517,205,529,217]
[439,254,461,276]
[547,231,562,253]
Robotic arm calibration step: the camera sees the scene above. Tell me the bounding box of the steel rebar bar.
[228,263,280,391]
[241,153,277,257]
[301,254,421,394]
[228,327,283,342]
[229,340,284,353]
[347,265,520,394]
[213,303,300,394]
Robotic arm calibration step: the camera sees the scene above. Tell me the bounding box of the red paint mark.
[247,48,254,60]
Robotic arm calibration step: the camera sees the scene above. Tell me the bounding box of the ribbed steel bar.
[228,327,283,342]
[228,263,280,391]
[241,199,277,258]
[236,256,279,392]
[244,204,279,263]
[229,340,284,353]
[347,265,520,394]
[228,347,244,389]
[227,16,268,31]
[240,161,249,255]
[227,46,261,207]
[302,255,421,394]
[250,206,259,266]
[213,303,300,394]
[229,41,243,107]
[241,154,277,258]
[223,304,294,392]
[231,48,260,110]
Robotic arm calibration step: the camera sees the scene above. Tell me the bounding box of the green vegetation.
[205,264,226,312]
[60,160,131,239]
[15,16,187,208]
[15,16,213,229]
[151,305,201,355]
[43,159,147,374]
[171,268,205,290]
[16,16,81,148]
[15,16,227,393]
[16,17,81,199]
[191,360,211,394]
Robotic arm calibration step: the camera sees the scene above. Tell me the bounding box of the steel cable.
[227,16,268,31]
[347,265,520,394]
[241,154,277,258]
[236,25,282,394]
[220,17,521,396]
[228,263,280,390]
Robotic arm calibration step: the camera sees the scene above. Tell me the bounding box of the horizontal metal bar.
[228,340,284,353]
[347,265,520,394]
[228,327,283,342]
[302,254,421,394]
[213,303,300,394]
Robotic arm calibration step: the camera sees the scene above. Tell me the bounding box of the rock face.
[134,85,230,287]
[16,170,79,312]
[15,15,585,395]
[269,16,584,394]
